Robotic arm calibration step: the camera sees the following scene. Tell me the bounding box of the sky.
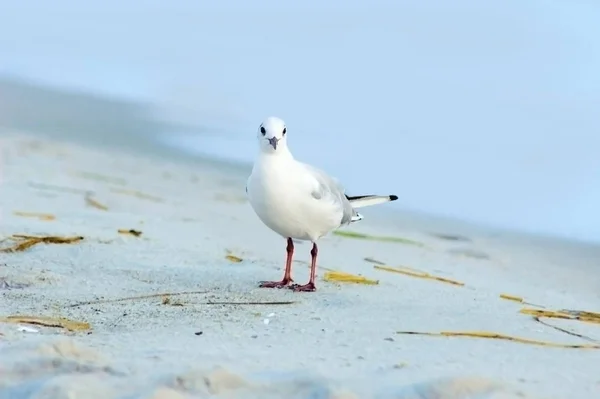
[1,0,599,242]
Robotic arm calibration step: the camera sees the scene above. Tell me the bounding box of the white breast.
[247,155,343,242]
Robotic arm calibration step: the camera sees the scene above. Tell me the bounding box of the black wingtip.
[390,195,398,201]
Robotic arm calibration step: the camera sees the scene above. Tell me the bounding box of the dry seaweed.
[499,294,524,303]
[28,182,89,195]
[68,290,210,308]
[73,171,127,186]
[323,271,379,285]
[12,211,56,221]
[396,330,600,349]
[161,295,184,307]
[365,257,464,286]
[225,254,243,263]
[364,257,386,265]
[372,264,464,287]
[332,230,424,247]
[224,249,244,263]
[68,292,294,308]
[499,294,545,308]
[110,188,163,203]
[533,317,598,342]
[429,233,471,242]
[118,229,143,237]
[0,315,90,332]
[84,192,109,211]
[0,235,84,253]
[520,308,600,325]
[162,299,294,306]
[204,301,295,305]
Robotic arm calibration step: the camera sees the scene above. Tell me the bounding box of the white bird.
[246,116,398,292]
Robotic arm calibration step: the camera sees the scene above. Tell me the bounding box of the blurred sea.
[1,1,599,243]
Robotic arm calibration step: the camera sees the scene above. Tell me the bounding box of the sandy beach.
[1,131,599,399]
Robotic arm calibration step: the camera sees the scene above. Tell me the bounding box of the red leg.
[259,238,294,288]
[292,243,318,292]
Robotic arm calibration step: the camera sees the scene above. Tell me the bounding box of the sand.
[1,131,599,399]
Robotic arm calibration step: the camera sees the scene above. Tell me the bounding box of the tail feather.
[346,194,398,209]
[350,212,364,223]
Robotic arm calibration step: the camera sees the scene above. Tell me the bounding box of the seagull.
[246,116,398,292]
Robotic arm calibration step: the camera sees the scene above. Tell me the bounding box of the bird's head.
[257,116,288,154]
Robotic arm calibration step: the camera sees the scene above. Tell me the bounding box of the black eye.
[282,127,287,135]
[260,126,266,136]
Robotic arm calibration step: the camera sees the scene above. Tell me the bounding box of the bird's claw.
[258,279,293,289]
[289,282,316,292]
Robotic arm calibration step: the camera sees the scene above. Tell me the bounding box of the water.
[1,0,600,243]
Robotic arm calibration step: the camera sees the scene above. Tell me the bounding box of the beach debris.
[429,233,471,242]
[0,235,84,253]
[500,294,523,303]
[368,258,464,287]
[68,290,295,308]
[17,325,39,333]
[68,290,210,308]
[0,278,31,290]
[333,230,424,247]
[498,294,545,308]
[520,308,600,325]
[225,254,243,263]
[0,315,91,332]
[530,316,599,343]
[72,171,127,186]
[84,192,109,211]
[323,270,379,285]
[395,330,600,349]
[205,301,294,306]
[118,229,143,237]
[110,187,163,203]
[161,295,184,307]
[28,181,89,195]
[224,249,244,263]
[12,211,56,221]
[364,257,385,265]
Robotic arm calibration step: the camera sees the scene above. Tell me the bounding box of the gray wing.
[301,163,357,225]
